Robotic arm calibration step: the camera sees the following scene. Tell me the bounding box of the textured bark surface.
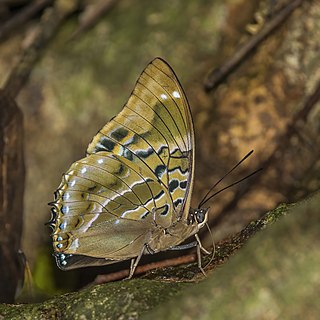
[0,90,25,303]
[0,194,319,319]
[195,0,320,237]
[145,192,320,320]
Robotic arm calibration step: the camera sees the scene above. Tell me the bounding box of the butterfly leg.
[196,243,206,277]
[195,234,211,255]
[195,233,211,276]
[127,245,145,279]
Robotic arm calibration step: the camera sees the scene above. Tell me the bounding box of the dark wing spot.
[155,164,166,179]
[88,185,97,192]
[169,179,179,192]
[47,207,57,228]
[53,191,59,200]
[140,211,150,219]
[157,204,169,216]
[123,149,133,160]
[50,206,57,218]
[115,164,125,175]
[137,148,153,159]
[174,198,183,207]
[110,127,128,141]
[180,180,187,189]
[157,145,169,157]
[154,190,165,200]
[100,138,116,151]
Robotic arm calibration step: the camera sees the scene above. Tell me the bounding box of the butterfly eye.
[195,209,206,223]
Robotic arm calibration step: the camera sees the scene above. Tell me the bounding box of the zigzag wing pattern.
[49,58,195,269]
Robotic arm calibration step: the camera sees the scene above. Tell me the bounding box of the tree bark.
[0,89,25,303]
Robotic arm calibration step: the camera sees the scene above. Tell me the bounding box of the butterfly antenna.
[200,167,263,208]
[198,150,254,208]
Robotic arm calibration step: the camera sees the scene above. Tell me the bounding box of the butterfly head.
[187,207,209,229]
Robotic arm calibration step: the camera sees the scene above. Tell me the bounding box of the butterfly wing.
[87,58,195,224]
[50,58,195,269]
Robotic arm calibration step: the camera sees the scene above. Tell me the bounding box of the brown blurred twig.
[0,0,53,42]
[94,254,196,283]
[3,1,77,98]
[70,0,118,40]
[0,89,25,303]
[204,0,303,91]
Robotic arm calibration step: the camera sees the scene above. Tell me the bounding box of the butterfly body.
[49,58,209,275]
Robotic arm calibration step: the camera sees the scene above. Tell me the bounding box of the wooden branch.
[204,0,303,91]
[0,90,25,303]
[94,254,196,283]
[0,0,53,42]
[70,0,118,40]
[92,200,290,285]
[208,78,320,229]
[3,1,77,98]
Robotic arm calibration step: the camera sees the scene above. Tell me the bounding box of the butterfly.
[48,58,211,278]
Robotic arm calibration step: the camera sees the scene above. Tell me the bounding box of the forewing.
[87,58,195,221]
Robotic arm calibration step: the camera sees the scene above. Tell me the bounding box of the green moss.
[144,192,320,319]
[1,279,188,320]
